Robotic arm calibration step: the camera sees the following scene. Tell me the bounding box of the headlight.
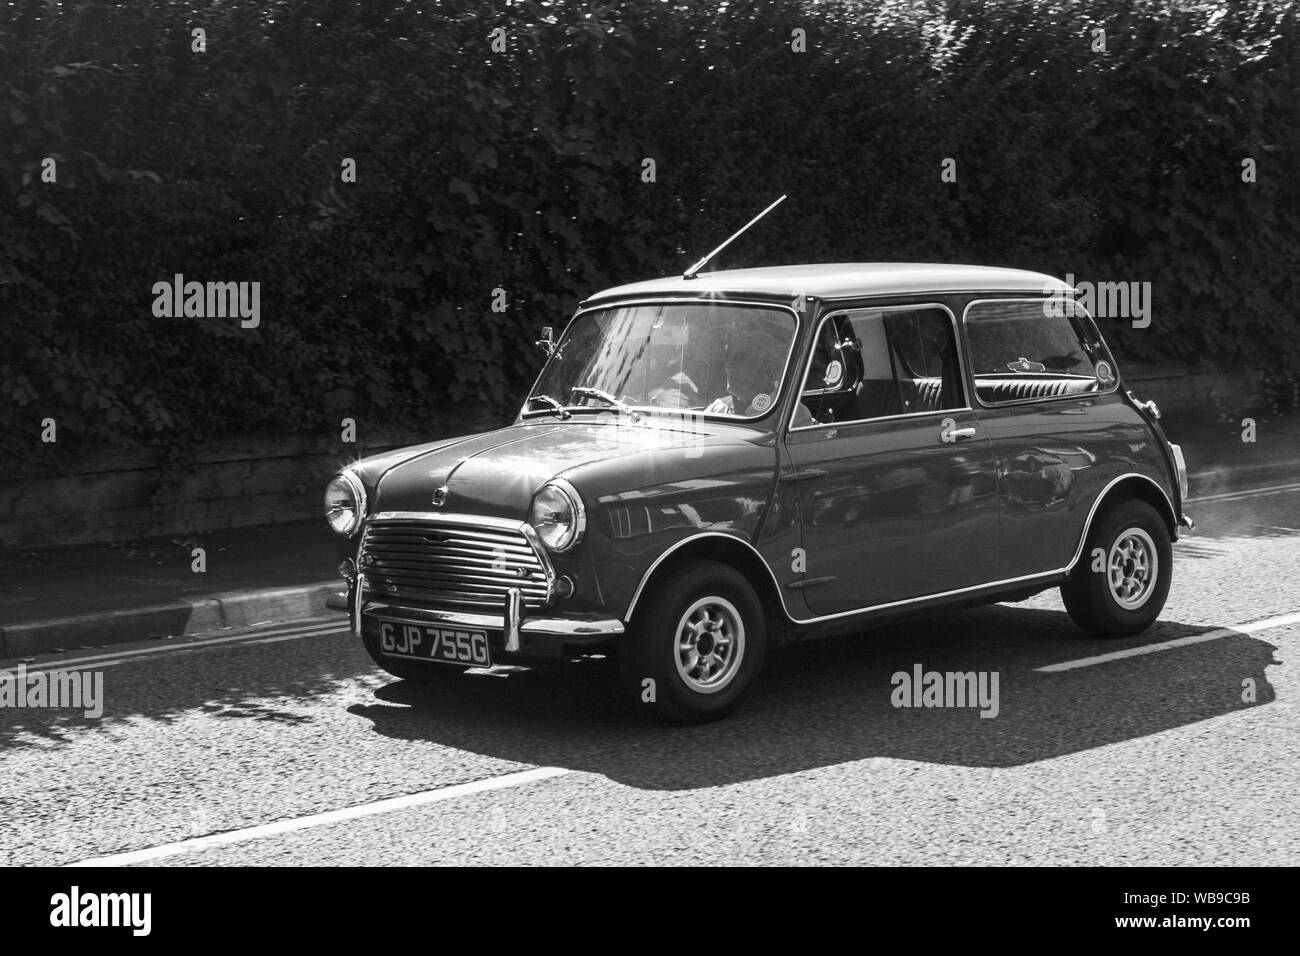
[528,480,585,552]
[324,471,366,536]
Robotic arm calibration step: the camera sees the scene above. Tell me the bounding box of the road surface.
[3,481,1298,866]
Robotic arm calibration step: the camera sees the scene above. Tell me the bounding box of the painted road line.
[64,767,573,867]
[1189,481,1300,504]
[55,660,123,672]
[1037,610,1300,673]
[249,632,331,645]
[11,622,347,672]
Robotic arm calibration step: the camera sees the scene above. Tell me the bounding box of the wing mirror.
[535,326,556,357]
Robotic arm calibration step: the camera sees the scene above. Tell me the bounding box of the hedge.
[1,0,1296,476]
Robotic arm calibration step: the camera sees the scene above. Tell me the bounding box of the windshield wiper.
[570,386,643,422]
[525,394,571,420]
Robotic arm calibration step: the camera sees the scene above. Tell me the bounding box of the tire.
[616,559,768,724]
[1061,498,1172,638]
[360,624,469,682]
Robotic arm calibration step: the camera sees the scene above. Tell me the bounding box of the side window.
[880,309,966,412]
[797,317,859,425]
[803,320,841,393]
[964,300,1106,405]
[797,306,964,425]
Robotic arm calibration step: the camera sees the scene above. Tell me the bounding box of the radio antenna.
[683,194,787,280]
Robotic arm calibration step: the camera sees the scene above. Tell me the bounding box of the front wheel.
[1061,498,1172,637]
[617,560,768,724]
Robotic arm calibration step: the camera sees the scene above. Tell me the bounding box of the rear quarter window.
[964,298,1113,406]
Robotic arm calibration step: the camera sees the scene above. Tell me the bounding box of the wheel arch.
[623,533,790,629]
[1070,473,1177,573]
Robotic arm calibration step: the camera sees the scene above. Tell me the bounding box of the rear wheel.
[617,560,768,724]
[1061,498,1172,637]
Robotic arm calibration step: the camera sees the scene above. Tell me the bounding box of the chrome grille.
[359,517,552,609]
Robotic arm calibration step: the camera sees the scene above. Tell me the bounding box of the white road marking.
[9,621,347,672]
[63,767,573,867]
[55,660,123,672]
[1037,610,1300,672]
[1188,481,1300,504]
[249,632,334,645]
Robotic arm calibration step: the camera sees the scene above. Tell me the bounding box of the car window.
[964,299,1105,406]
[798,306,964,425]
[530,302,797,419]
[802,318,848,394]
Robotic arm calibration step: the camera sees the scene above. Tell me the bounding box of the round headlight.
[324,471,365,536]
[528,481,585,552]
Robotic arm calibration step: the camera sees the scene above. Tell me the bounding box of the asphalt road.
[3,482,1298,866]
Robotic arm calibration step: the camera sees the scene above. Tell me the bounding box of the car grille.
[359,517,552,609]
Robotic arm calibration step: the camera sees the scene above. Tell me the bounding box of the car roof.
[582,262,1071,305]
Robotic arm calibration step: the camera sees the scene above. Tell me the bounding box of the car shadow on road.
[347,605,1280,790]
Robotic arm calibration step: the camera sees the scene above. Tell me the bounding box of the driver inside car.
[647,370,701,409]
[706,324,816,426]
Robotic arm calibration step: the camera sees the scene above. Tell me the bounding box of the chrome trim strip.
[517,523,557,604]
[788,406,975,434]
[1061,473,1175,571]
[583,287,1075,308]
[623,533,784,623]
[783,302,970,434]
[1169,442,1189,501]
[814,286,1073,302]
[555,477,587,538]
[332,468,367,538]
[622,472,1178,626]
[520,297,803,426]
[534,477,587,554]
[360,603,625,638]
[505,588,522,652]
[522,618,624,636]
[369,510,524,531]
[352,572,365,637]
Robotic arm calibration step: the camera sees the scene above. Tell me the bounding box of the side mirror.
[535,326,555,356]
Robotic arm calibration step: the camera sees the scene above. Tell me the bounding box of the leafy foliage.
[1,0,1296,475]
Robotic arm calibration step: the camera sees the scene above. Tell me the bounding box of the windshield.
[527,302,797,419]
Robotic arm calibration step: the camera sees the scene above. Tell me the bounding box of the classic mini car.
[324,262,1192,723]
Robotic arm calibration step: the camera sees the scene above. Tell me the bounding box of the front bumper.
[351,582,624,660]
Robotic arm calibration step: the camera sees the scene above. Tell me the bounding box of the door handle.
[940,418,978,443]
[777,468,829,483]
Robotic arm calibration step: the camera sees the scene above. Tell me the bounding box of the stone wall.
[0,366,1264,550]
[1124,363,1262,423]
[0,413,496,550]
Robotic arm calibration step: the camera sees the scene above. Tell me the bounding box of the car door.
[961,297,1127,579]
[783,303,1000,616]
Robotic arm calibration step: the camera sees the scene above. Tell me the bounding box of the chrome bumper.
[352,576,624,652]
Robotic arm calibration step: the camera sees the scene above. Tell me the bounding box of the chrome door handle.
[777,468,829,483]
[940,422,978,443]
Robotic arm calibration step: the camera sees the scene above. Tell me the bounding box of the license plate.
[376,620,491,666]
